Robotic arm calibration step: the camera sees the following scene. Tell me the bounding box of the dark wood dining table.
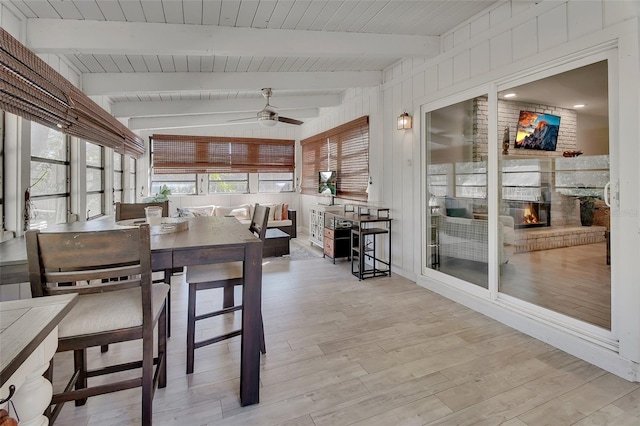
[0,215,263,406]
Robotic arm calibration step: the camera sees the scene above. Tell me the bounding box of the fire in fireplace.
[507,201,551,229]
[522,204,539,224]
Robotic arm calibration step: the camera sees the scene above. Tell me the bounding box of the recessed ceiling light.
[504,93,516,98]
[573,104,585,108]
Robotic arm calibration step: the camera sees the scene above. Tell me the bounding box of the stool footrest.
[195,330,242,349]
[353,227,388,236]
[195,304,242,321]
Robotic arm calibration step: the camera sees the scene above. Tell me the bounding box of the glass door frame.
[420,49,619,349]
[493,50,618,348]
[420,85,494,299]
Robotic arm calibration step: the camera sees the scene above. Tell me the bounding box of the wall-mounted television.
[318,171,337,196]
[514,110,561,151]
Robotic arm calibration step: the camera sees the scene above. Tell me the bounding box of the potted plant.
[143,184,171,203]
[578,196,596,227]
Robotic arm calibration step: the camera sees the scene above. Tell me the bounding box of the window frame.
[113,151,124,205]
[29,122,70,230]
[85,141,104,220]
[208,172,249,194]
[150,172,198,196]
[258,172,294,193]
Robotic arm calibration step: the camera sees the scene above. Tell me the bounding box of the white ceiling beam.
[83,71,381,96]
[128,109,319,131]
[26,18,439,58]
[112,95,341,118]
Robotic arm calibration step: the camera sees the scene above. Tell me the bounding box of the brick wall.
[473,97,577,160]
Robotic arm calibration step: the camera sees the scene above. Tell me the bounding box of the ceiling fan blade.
[227,116,257,123]
[278,116,304,125]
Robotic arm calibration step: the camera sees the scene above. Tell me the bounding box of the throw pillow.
[215,205,250,220]
[282,203,289,220]
[272,203,283,221]
[176,205,215,217]
[176,208,195,218]
[262,204,277,220]
[185,205,215,217]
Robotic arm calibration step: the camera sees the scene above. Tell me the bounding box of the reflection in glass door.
[498,61,611,329]
[425,95,489,288]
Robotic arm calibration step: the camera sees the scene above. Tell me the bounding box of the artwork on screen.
[318,171,337,196]
[514,110,561,151]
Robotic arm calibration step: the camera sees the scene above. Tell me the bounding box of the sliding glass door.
[425,95,489,288]
[498,60,612,330]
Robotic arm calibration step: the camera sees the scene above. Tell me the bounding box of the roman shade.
[151,134,295,174]
[0,27,144,157]
[300,116,369,201]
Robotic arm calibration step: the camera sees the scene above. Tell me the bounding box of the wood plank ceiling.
[5,0,499,130]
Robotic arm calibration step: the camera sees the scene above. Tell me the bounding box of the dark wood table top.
[1,216,262,283]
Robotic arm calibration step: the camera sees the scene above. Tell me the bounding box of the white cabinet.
[309,204,343,248]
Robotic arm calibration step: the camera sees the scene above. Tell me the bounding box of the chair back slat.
[32,228,143,270]
[44,278,142,296]
[250,204,270,242]
[45,265,141,285]
[115,201,169,221]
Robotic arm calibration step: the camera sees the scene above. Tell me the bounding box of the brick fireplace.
[506,200,551,229]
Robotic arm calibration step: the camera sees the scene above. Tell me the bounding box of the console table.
[1,294,77,425]
[325,209,392,280]
[309,204,344,249]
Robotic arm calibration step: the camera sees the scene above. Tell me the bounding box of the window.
[209,173,249,193]
[29,122,70,229]
[0,112,3,231]
[86,141,104,219]
[129,156,136,201]
[258,172,294,193]
[300,116,369,201]
[151,172,196,195]
[113,152,123,204]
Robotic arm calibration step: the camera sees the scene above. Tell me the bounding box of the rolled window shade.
[151,134,294,174]
[0,27,144,157]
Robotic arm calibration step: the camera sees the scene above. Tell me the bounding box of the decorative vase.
[579,199,595,226]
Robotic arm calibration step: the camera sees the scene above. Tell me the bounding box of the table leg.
[9,328,58,426]
[240,242,262,406]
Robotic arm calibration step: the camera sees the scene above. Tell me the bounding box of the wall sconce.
[397,111,412,130]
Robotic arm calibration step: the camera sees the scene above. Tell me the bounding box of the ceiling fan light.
[258,109,278,126]
[259,118,278,127]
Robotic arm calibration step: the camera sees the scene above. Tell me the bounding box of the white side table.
[1,294,77,425]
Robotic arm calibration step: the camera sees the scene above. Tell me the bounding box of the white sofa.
[175,202,297,238]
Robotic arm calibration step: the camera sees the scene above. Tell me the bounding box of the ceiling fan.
[229,88,304,127]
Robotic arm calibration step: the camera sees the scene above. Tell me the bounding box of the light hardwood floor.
[435,242,610,329]
[52,246,637,425]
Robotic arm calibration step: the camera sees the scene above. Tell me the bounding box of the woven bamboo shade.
[300,116,369,201]
[151,134,294,174]
[0,27,144,157]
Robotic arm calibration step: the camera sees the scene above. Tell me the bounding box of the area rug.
[283,238,324,261]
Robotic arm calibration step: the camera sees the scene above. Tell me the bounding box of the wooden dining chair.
[115,201,169,222]
[115,200,174,336]
[26,225,168,426]
[185,204,269,374]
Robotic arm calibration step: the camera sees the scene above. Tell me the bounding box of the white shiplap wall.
[374,0,640,381]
